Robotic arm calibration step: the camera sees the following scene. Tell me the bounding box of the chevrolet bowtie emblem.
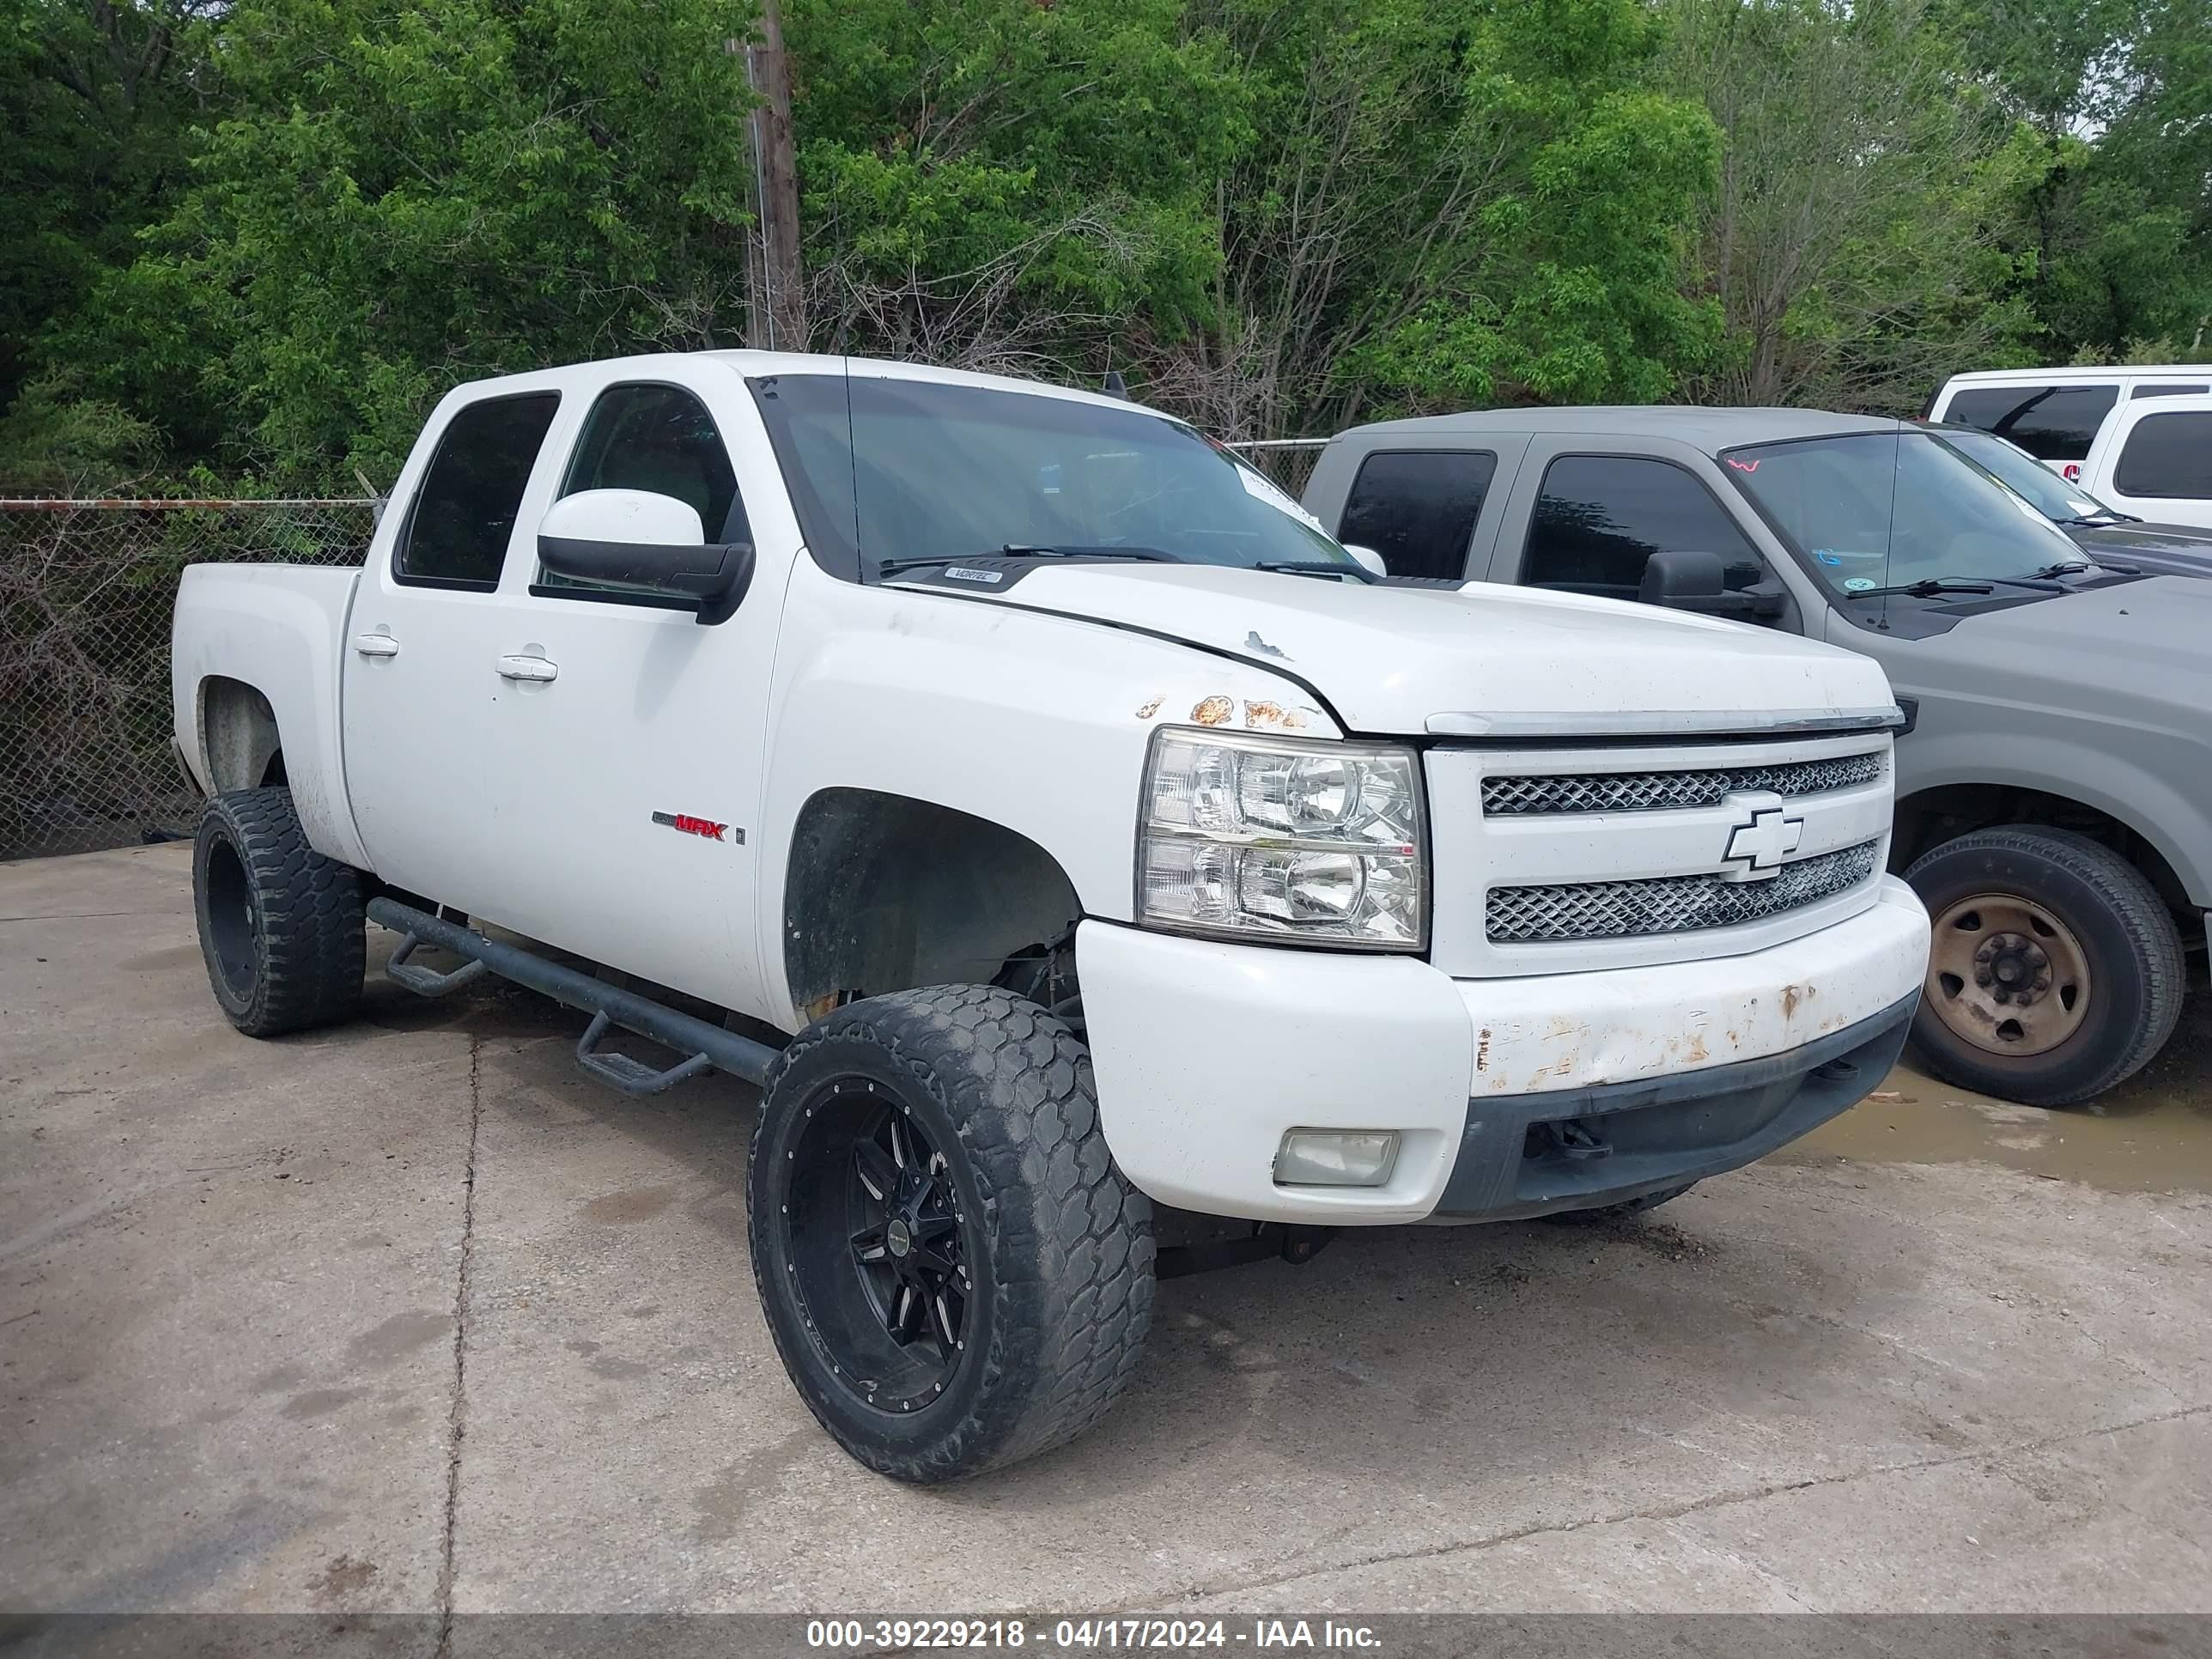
[1724,806,1804,878]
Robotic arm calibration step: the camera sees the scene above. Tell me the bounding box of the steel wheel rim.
[204,837,258,998]
[1926,891,2092,1058]
[781,1077,972,1415]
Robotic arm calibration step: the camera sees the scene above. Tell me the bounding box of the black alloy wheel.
[786,1077,972,1416]
[749,986,1155,1482]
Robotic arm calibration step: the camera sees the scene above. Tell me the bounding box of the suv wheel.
[1905,826,2183,1106]
[192,787,366,1036]
[749,986,1154,1482]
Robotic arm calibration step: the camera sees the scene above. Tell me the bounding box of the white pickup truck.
[171,351,1929,1481]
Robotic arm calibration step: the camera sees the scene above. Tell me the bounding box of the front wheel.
[1905,826,2184,1106]
[748,986,1155,1482]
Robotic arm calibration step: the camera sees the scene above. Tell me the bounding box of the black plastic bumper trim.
[1432,992,1919,1221]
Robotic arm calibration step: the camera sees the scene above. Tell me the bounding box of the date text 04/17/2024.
[804,1619,1383,1651]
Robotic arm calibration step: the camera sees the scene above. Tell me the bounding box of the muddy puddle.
[1791,988,2211,1193]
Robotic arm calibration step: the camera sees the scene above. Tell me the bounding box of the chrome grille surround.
[1486,840,1883,945]
[1483,751,1886,817]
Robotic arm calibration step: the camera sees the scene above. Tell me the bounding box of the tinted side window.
[562,384,744,538]
[2132,382,2209,398]
[1523,456,1757,596]
[1943,385,2117,462]
[2112,411,2212,498]
[397,392,562,588]
[1337,450,1497,580]
[547,384,747,597]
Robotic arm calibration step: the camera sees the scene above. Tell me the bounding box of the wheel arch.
[780,787,1084,1027]
[1893,778,2198,921]
[198,675,289,792]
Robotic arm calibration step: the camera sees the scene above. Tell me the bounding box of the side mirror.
[1639,549,1785,622]
[537,489,757,624]
[1340,543,1389,579]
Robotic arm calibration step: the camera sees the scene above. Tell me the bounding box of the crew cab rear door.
[1310,435,1529,580]
[343,383,567,919]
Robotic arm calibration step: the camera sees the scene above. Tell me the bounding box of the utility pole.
[743,0,805,350]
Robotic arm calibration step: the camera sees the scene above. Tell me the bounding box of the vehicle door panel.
[466,368,792,1018]
[1482,436,1816,633]
[343,386,567,916]
[1330,434,1529,581]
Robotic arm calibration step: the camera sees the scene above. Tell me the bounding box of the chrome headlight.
[1137,727,1427,951]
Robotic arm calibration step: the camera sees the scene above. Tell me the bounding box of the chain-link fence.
[1,500,374,860]
[1224,438,1328,501]
[2,447,1328,862]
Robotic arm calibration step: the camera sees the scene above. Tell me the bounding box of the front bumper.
[1432,992,1914,1220]
[1078,875,1929,1224]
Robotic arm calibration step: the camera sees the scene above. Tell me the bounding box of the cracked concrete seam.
[434,1033,483,1658]
[1167,1399,2212,1608]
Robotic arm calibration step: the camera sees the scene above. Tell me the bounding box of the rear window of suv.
[2113,410,2212,499]
[1942,385,2117,463]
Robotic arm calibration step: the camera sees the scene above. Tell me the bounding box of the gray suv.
[1303,408,2209,1105]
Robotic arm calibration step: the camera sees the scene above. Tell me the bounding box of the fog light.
[1274,1130,1401,1188]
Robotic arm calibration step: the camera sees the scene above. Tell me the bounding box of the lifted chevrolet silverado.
[172,353,1928,1480]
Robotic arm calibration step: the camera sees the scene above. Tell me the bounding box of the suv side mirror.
[1639,549,1785,623]
[537,489,757,624]
[1340,543,1389,579]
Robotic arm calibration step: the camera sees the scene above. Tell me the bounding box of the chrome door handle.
[495,654,558,684]
[353,633,400,659]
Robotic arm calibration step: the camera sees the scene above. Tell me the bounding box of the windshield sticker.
[1843,576,1879,592]
[1726,458,1761,472]
[1237,462,1328,532]
[1814,548,1884,564]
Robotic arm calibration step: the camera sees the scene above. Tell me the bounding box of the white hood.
[953,563,1898,738]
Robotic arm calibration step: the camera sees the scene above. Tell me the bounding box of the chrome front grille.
[1483,752,1886,817]
[1486,840,1882,944]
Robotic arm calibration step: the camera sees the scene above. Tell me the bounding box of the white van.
[2078,392,2212,529]
[1927,366,2212,482]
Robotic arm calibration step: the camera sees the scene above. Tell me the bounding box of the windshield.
[748,373,1358,580]
[1720,429,2087,596]
[1929,427,2124,523]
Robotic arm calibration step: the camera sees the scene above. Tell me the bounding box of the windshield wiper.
[1254,559,1377,585]
[2031,557,2137,579]
[1842,579,1997,600]
[875,544,1175,578]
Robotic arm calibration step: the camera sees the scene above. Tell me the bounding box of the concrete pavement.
[3,844,2209,1618]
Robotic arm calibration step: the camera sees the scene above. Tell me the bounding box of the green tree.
[1179,0,1723,434]
[1662,0,2034,413]
[1948,0,2211,362]
[58,0,760,487]
[0,2,221,487]
[784,0,1243,379]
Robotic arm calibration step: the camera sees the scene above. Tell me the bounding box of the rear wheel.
[1905,826,2182,1106]
[749,985,1154,1482]
[192,787,365,1037]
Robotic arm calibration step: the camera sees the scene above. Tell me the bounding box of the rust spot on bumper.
[1192,695,1234,726]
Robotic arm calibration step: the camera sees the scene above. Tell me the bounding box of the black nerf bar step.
[365,896,781,1091]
